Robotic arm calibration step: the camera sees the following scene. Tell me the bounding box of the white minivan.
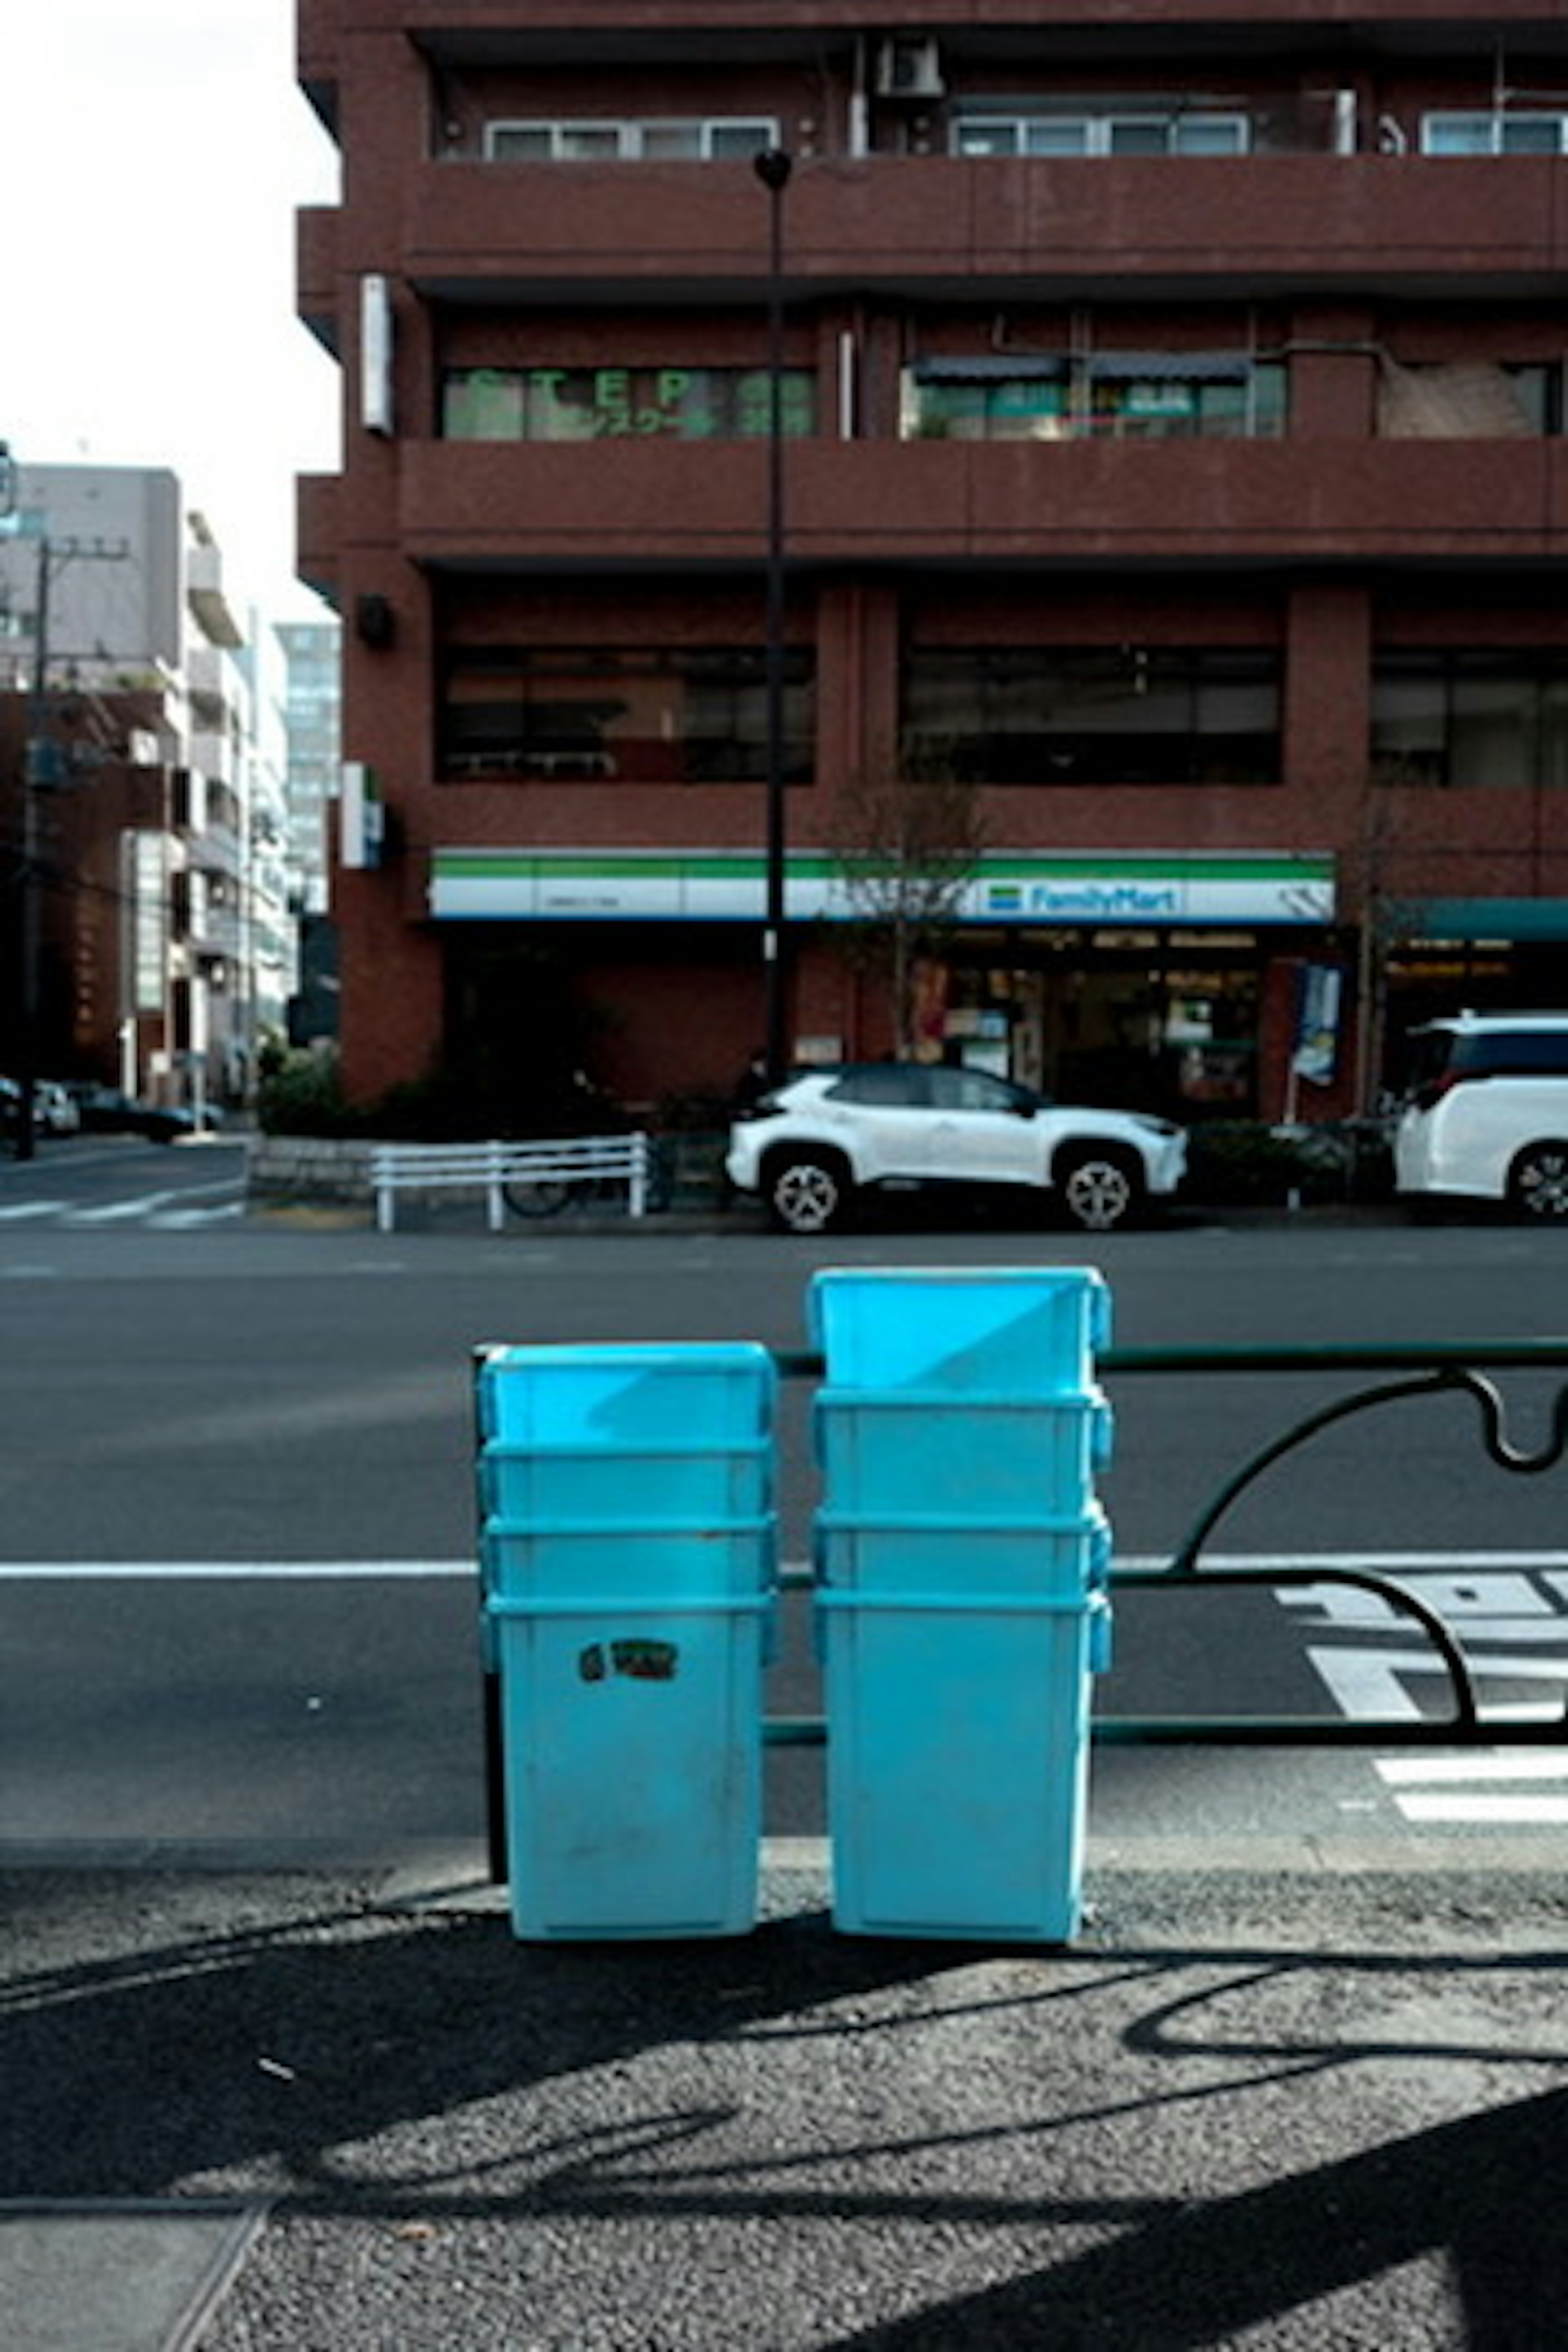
[1394,1011,1568,1220]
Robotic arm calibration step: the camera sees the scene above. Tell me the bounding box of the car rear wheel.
[766,1151,850,1234]
[1056,1147,1144,1233]
[1508,1142,1568,1221]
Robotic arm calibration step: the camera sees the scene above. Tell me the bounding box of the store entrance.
[941,935,1263,1118]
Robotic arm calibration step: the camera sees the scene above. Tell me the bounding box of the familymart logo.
[983,880,1182,919]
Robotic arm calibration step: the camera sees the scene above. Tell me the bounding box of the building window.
[902,355,1285,441]
[1372,655,1568,790]
[441,365,815,441]
[1421,112,1568,156]
[902,648,1280,785]
[438,647,815,783]
[1376,361,1557,437]
[953,111,1249,158]
[485,118,779,161]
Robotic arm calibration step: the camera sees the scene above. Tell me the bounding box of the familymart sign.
[430,850,1335,928]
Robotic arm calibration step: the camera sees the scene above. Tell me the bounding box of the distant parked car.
[66,1085,223,1145]
[726,1061,1188,1234]
[35,1081,81,1135]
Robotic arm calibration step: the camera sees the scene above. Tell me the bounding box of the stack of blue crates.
[810,1268,1114,1943]
[475,1342,777,1940]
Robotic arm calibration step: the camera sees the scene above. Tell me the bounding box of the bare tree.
[826,751,988,1058]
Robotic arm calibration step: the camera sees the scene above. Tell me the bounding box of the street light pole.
[15,527,51,1163]
[754,145,793,1085]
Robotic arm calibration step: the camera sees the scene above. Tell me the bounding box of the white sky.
[3,2,341,624]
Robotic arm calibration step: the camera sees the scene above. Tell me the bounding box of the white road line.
[1393,1794,1568,1825]
[0,1202,68,1221]
[65,1192,190,1224]
[1378,1755,1568,1785]
[0,1560,474,1579]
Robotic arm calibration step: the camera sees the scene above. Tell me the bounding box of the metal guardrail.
[766,1339,1568,1752]
[372,1133,654,1232]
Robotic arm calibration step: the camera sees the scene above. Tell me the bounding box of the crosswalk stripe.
[1393,1794,1568,1824]
[0,1202,68,1221]
[1378,1755,1568,1785]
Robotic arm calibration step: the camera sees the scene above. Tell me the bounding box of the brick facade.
[297,1,1568,1127]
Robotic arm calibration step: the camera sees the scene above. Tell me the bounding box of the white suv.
[726,1062,1187,1234]
[1394,1011,1568,1220]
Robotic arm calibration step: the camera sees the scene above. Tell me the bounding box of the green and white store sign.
[429,848,1335,928]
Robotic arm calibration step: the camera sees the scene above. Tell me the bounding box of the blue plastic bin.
[477,1341,775,1446]
[817,1583,1108,1941]
[475,1341,777,1941]
[814,1389,1111,1519]
[808,1268,1110,1394]
[814,1508,1111,1608]
[479,1439,771,1526]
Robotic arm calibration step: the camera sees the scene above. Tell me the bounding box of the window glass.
[486,125,554,160]
[1422,112,1568,156]
[955,119,1025,156]
[438,648,814,783]
[901,648,1280,784]
[441,366,813,441]
[1372,655,1568,787]
[707,121,779,158]
[1449,663,1534,789]
[485,117,779,162]
[902,359,1283,441]
[1107,118,1168,156]
[831,1068,930,1106]
[1024,120,1092,156]
[1370,657,1447,783]
[557,125,624,160]
[1175,115,1249,155]
[639,122,704,159]
[1501,116,1566,154]
[927,1067,1026,1113]
[955,110,1248,158]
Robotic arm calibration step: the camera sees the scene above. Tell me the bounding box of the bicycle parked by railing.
[502,1131,673,1219]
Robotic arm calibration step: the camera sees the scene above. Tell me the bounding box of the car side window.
[927,1068,1020,1114]
[828,1068,932,1108]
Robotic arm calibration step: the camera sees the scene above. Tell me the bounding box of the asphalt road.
[2,1138,1566,1863]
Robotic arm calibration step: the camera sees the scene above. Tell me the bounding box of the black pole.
[754,147,792,1085]
[15,532,49,1163]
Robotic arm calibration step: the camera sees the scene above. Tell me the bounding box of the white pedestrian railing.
[371,1133,654,1232]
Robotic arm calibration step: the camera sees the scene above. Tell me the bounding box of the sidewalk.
[5,1843,1567,2350]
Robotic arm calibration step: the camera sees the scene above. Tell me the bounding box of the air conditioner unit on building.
[876,36,945,100]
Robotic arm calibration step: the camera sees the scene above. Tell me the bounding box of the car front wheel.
[1508,1142,1568,1221]
[1056,1147,1144,1233]
[766,1151,850,1234]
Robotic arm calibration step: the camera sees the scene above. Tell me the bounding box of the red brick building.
[296,0,1568,1128]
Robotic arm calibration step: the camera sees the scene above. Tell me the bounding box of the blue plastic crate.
[476,1342,776,1446]
[814,1389,1111,1519]
[813,1507,1112,1605]
[479,1437,772,1526]
[819,1588,1105,1942]
[482,1518,775,1603]
[808,1269,1110,1394]
[488,1587,769,1939]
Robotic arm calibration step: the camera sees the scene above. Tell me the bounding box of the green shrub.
[1184,1118,1394,1206]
